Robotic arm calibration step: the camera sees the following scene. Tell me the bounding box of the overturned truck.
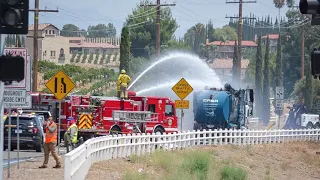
[193,84,254,130]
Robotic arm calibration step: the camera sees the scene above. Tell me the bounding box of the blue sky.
[30,0,290,38]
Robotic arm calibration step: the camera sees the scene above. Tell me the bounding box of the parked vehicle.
[3,113,44,152]
[283,105,320,129]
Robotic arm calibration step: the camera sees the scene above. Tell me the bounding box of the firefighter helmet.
[121,69,126,74]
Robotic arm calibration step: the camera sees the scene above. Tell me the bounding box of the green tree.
[305,56,313,110]
[262,36,271,124]
[184,23,206,55]
[255,35,263,118]
[119,26,130,75]
[88,23,116,37]
[60,24,82,37]
[213,25,237,41]
[207,20,215,42]
[275,34,283,87]
[126,0,178,58]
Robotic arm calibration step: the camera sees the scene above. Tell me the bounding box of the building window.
[45,30,48,34]
[50,51,56,57]
[52,30,55,34]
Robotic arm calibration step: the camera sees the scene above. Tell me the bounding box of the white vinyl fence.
[64,129,320,180]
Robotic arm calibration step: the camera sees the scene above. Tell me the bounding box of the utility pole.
[140,1,175,57]
[301,14,305,79]
[29,1,59,92]
[226,0,256,83]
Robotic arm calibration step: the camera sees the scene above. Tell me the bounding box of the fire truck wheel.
[110,126,122,135]
[154,127,164,135]
[314,122,320,129]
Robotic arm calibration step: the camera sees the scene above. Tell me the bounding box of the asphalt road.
[2,147,67,167]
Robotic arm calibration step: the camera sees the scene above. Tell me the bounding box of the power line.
[140,1,176,57]
[30,0,59,92]
[226,0,256,84]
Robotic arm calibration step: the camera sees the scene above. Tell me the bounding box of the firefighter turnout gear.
[117,69,131,99]
[39,119,61,168]
[64,116,79,153]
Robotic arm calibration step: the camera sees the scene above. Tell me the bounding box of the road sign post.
[7,104,11,178]
[17,113,20,169]
[172,78,193,131]
[45,70,76,155]
[276,86,284,129]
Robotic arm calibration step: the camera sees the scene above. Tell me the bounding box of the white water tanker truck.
[193,83,254,130]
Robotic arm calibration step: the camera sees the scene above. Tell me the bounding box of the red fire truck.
[28,92,178,141]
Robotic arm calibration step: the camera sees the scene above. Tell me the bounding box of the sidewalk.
[2,156,64,180]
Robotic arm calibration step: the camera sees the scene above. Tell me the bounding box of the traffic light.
[0,55,25,82]
[0,0,29,34]
[299,0,320,14]
[311,49,320,79]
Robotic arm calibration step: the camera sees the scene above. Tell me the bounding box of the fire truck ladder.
[112,110,159,123]
[113,110,159,133]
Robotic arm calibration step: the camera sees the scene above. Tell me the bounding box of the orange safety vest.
[45,122,57,144]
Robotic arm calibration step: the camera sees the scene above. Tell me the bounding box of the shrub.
[181,151,211,180]
[220,165,248,180]
[81,52,88,63]
[88,53,94,63]
[75,52,82,63]
[70,52,77,63]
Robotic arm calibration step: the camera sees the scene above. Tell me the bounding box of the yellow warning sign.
[175,100,190,109]
[45,70,76,100]
[172,78,193,100]
[78,114,93,129]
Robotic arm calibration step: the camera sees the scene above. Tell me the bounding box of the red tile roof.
[207,40,257,47]
[28,24,59,31]
[70,42,118,49]
[262,34,279,40]
[209,58,249,69]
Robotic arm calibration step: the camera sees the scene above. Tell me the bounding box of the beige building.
[25,23,121,72]
[261,34,278,53]
[206,40,257,59]
[208,58,249,82]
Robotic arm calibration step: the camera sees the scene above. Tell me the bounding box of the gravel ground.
[2,156,64,180]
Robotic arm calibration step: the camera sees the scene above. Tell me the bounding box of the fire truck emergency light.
[0,55,25,82]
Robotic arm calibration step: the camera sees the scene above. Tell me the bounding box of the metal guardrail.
[64,128,320,180]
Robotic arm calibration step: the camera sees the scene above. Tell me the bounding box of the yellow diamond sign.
[45,70,76,100]
[172,78,193,100]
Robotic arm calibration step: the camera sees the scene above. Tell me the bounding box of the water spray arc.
[128,52,222,90]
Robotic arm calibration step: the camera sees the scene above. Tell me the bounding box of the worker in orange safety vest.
[39,116,61,168]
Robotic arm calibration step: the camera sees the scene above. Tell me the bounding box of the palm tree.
[273,0,294,32]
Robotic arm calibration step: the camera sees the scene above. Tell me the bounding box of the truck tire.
[306,122,314,129]
[314,122,320,129]
[110,126,121,135]
[35,145,42,152]
[154,127,164,135]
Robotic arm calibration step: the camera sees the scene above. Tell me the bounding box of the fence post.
[64,154,72,180]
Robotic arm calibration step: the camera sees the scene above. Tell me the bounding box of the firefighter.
[64,116,78,153]
[117,69,131,100]
[39,116,61,168]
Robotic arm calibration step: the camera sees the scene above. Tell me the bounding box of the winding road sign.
[45,70,75,100]
[172,78,193,100]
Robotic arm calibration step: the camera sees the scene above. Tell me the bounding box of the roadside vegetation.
[123,149,247,180]
[38,60,116,95]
